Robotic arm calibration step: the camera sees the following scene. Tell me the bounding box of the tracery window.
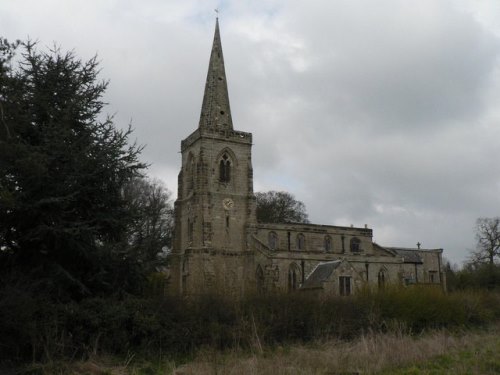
[219,153,231,183]
[296,233,305,251]
[268,232,278,250]
[350,237,361,252]
[324,236,332,252]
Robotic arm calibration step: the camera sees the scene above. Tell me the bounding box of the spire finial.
[214,8,219,18]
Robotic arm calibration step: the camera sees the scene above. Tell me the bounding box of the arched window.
[268,232,278,250]
[350,237,361,252]
[378,270,386,289]
[219,153,231,182]
[288,263,300,291]
[296,233,305,251]
[324,236,332,252]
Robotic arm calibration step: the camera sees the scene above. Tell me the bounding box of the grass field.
[19,323,500,375]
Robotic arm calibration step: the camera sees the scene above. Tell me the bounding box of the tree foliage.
[255,190,309,224]
[473,217,500,265]
[0,40,147,299]
[123,177,174,272]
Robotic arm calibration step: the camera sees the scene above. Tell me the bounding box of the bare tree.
[472,217,500,265]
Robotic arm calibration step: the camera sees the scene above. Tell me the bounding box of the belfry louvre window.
[339,276,351,296]
[219,153,231,182]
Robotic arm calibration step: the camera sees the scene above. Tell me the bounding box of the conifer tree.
[0,39,147,298]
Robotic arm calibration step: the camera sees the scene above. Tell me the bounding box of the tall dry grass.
[174,323,500,375]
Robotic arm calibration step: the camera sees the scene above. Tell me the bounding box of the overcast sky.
[2,0,500,264]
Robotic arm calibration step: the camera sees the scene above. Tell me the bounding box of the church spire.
[199,18,233,130]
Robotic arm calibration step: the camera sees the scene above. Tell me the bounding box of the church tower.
[169,18,256,296]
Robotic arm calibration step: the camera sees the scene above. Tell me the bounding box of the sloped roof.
[301,260,342,289]
[385,247,423,263]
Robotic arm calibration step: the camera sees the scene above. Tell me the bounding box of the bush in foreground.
[1,288,500,363]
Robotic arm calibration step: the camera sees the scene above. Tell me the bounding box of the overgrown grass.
[20,322,500,374]
[1,287,499,367]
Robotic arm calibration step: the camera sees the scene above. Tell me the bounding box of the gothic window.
[288,263,300,291]
[219,153,231,183]
[378,270,386,289]
[296,233,305,251]
[268,231,278,250]
[350,237,361,252]
[324,236,332,252]
[339,276,351,296]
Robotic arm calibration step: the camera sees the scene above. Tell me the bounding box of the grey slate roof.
[301,260,342,289]
[385,247,423,263]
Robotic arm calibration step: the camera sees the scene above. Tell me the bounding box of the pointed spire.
[199,18,233,130]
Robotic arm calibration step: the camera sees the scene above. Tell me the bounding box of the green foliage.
[2,289,499,364]
[446,263,500,291]
[255,191,309,224]
[379,332,500,374]
[0,39,147,299]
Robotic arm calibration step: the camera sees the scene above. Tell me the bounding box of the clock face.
[223,198,234,210]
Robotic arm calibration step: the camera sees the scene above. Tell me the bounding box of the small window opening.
[188,219,194,243]
[268,232,278,250]
[324,236,332,252]
[226,216,230,228]
[350,237,361,252]
[220,110,225,115]
[296,234,305,251]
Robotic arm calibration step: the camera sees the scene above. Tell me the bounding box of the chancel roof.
[385,247,423,263]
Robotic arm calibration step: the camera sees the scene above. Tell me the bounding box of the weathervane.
[215,8,219,18]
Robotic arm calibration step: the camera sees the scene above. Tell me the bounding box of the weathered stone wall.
[254,223,374,254]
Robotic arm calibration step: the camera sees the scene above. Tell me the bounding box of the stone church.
[167,19,445,297]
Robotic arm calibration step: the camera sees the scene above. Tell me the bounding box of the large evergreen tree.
[0,40,147,298]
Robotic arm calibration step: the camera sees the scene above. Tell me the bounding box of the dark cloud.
[2,0,500,263]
